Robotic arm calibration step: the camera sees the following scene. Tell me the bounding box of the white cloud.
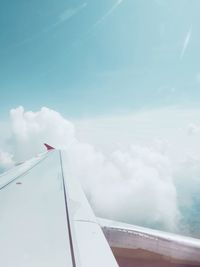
[9,106,75,161]
[180,27,192,59]
[0,106,181,232]
[65,142,179,230]
[187,123,200,136]
[2,106,200,235]
[75,107,200,164]
[0,150,14,170]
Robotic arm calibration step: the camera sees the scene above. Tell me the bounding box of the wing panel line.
[59,150,77,267]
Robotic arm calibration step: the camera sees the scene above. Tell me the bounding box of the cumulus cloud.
[93,146,178,230]
[0,150,14,171]
[7,106,200,236]
[3,106,200,236]
[9,106,75,161]
[64,142,179,230]
[0,106,181,232]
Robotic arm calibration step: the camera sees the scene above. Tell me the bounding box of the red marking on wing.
[44,143,55,151]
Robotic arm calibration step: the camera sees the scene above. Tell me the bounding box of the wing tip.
[44,143,55,151]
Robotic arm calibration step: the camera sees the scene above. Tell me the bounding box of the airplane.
[0,144,199,267]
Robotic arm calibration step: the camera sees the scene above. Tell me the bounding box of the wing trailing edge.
[98,217,200,267]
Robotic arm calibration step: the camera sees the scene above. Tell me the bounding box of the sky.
[1,0,200,237]
[1,0,200,117]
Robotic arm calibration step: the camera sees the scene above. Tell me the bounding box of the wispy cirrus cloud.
[180,27,192,59]
[93,0,124,28]
[2,3,87,51]
[54,2,87,27]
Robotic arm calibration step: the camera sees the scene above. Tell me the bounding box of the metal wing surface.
[0,150,118,267]
[99,217,200,267]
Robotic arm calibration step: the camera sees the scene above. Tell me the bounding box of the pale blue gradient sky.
[1,0,200,117]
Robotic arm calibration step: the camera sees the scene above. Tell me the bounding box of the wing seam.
[59,150,77,267]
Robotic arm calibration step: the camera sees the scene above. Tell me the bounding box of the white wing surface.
[0,150,119,267]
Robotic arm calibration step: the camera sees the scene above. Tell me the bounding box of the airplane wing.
[1,146,200,267]
[98,217,200,267]
[0,149,119,267]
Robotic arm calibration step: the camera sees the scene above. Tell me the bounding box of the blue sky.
[1,0,200,236]
[1,0,200,118]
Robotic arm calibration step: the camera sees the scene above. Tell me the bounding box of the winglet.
[44,143,55,151]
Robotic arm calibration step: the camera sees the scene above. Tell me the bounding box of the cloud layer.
[1,106,200,236]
